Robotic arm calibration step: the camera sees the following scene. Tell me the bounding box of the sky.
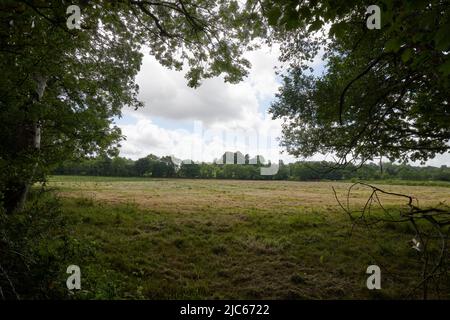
[115,45,450,167]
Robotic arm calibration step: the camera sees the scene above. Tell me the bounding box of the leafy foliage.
[0,190,79,299]
[268,0,450,165]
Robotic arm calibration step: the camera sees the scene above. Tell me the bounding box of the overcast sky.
[115,45,450,167]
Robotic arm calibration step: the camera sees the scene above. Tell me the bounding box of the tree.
[0,0,268,213]
[267,0,450,167]
[179,162,200,178]
[160,156,176,177]
[134,157,151,176]
[273,160,289,180]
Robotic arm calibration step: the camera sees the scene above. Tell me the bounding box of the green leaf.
[329,22,346,39]
[401,48,413,63]
[435,24,450,51]
[308,19,323,33]
[267,7,282,26]
[438,58,450,76]
[385,38,402,52]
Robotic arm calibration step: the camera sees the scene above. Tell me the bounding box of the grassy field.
[48,176,450,299]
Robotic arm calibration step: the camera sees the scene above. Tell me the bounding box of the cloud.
[133,45,281,125]
[117,44,290,162]
[118,44,450,167]
[119,113,291,163]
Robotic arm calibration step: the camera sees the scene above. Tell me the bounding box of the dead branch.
[333,182,450,299]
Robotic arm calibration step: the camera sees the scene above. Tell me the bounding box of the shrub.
[0,189,77,299]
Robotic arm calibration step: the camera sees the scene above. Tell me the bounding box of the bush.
[0,189,78,299]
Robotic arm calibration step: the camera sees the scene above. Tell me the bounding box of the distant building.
[215,151,265,165]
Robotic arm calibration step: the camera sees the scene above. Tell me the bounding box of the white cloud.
[421,153,450,167]
[132,46,282,124]
[118,44,450,167]
[118,44,286,162]
[119,113,290,163]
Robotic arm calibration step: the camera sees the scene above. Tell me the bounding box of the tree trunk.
[16,123,41,212]
[4,74,46,214]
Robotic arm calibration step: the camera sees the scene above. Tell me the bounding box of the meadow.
[49,176,450,299]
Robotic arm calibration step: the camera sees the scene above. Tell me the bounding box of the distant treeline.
[52,152,450,181]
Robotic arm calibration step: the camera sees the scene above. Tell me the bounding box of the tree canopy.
[268,0,450,166]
